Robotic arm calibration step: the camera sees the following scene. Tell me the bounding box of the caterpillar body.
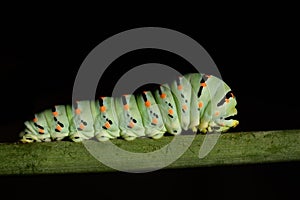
[19,73,238,143]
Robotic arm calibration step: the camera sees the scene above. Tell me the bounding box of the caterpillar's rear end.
[19,73,238,143]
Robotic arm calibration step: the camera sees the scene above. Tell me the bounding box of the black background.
[0,5,299,199]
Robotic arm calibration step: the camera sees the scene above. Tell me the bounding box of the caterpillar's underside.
[20,73,238,143]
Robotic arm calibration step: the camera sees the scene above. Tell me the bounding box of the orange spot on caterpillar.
[38,129,44,134]
[198,102,203,108]
[75,108,81,115]
[230,93,235,98]
[152,118,158,124]
[129,120,135,128]
[56,125,62,131]
[123,104,129,110]
[79,123,85,130]
[145,100,151,108]
[52,111,58,117]
[225,98,229,103]
[215,111,220,116]
[104,121,111,129]
[33,118,38,122]
[168,109,173,115]
[160,93,167,99]
[200,82,207,87]
[99,96,105,99]
[100,106,106,113]
[177,85,183,90]
[182,104,188,111]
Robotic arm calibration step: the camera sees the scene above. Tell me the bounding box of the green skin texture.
[19,73,238,143]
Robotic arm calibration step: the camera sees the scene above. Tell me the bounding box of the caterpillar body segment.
[44,105,70,141]
[114,94,146,141]
[170,75,192,131]
[19,73,239,143]
[136,91,167,139]
[91,97,120,141]
[21,112,51,142]
[152,84,182,136]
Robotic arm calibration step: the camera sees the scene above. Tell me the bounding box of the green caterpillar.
[19,73,238,143]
